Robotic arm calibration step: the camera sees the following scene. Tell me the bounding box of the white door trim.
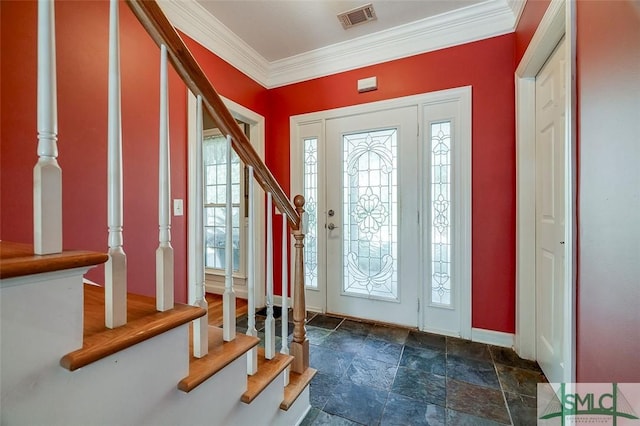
[515,0,576,382]
[290,87,472,337]
[187,93,266,307]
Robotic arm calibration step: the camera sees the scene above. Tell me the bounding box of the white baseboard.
[471,328,515,348]
[422,326,461,338]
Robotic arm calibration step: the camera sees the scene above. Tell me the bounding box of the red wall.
[575,0,640,382]
[267,34,517,333]
[514,0,551,64]
[0,0,267,303]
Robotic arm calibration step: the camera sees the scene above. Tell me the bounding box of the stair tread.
[242,348,293,404]
[280,368,317,411]
[0,241,108,279]
[179,327,260,393]
[60,284,206,371]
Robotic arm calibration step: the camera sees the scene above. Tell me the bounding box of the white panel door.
[535,38,566,383]
[325,107,419,326]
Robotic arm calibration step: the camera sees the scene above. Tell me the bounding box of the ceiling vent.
[337,3,377,29]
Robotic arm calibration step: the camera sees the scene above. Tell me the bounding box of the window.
[203,123,248,275]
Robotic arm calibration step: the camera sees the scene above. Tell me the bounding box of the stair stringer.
[1,269,311,426]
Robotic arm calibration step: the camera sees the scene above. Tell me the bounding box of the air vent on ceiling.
[337,3,377,29]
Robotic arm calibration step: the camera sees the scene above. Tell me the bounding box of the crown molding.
[267,0,515,87]
[160,0,517,89]
[508,0,527,30]
[158,0,270,87]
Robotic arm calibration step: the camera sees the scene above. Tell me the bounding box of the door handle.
[327,223,338,230]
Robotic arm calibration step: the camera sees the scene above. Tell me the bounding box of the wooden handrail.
[125,0,300,229]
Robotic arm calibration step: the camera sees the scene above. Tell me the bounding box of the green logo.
[539,383,639,425]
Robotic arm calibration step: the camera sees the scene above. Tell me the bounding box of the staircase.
[0,1,315,424]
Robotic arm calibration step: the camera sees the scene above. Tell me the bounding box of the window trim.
[187,93,266,305]
[202,128,246,278]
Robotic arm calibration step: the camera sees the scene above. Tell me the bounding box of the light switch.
[173,199,183,216]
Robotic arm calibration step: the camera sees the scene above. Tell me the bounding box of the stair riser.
[1,270,311,425]
[3,324,189,425]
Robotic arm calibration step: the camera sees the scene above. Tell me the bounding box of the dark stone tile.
[256,305,283,318]
[345,357,397,391]
[338,319,373,336]
[489,346,542,372]
[311,410,362,426]
[399,345,446,375]
[257,331,281,351]
[446,409,509,426]
[238,314,264,333]
[380,393,445,426]
[309,346,355,377]
[368,325,409,344]
[323,330,367,353]
[496,364,546,397]
[300,407,321,426]
[308,314,344,330]
[236,314,248,330]
[447,354,500,389]
[359,337,403,365]
[310,372,342,409]
[324,381,388,425]
[306,326,333,346]
[391,366,446,405]
[447,337,492,362]
[405,330,446,350]
[446,378,511,424]
[274,318,294,336]
[505,392,537,426]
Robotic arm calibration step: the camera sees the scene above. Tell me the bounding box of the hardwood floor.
[205,293,248,327]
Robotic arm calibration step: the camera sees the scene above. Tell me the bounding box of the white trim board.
[472,328,515,348]
[160,0,518,89]
[514,0,576,382]
[187,93,267,310]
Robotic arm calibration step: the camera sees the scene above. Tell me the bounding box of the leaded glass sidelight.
[342,129,398,300]
[204,134,241,272]
[430,121,452,306]
[303,137,319,289]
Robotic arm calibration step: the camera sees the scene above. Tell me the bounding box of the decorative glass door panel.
[430,122,452,306]
[342,129,398,300]
[303,137,319,289]
[326,107,419,327]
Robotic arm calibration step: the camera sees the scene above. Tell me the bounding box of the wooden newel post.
[291,195,309,374]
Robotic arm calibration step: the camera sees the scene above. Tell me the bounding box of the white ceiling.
[160,0,525,88]
[195,1,486,62]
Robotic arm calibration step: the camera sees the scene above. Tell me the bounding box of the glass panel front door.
[325,107,419,327]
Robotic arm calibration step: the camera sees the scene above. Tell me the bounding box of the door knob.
[327,223,338,230]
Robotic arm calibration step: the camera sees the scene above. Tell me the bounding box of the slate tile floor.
[236,311,546,425]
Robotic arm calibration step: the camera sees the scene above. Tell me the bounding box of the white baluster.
[105,0,127,329]
[156,44,174,312]
[34,0,62,255]
[265,193,276,359]
[192,95,208,357]
[223,135,236,341]
[246,167,258,375]
[281,212,290,385]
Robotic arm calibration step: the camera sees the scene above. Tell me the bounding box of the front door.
[324,107,419,326]
[535,37,567,383]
